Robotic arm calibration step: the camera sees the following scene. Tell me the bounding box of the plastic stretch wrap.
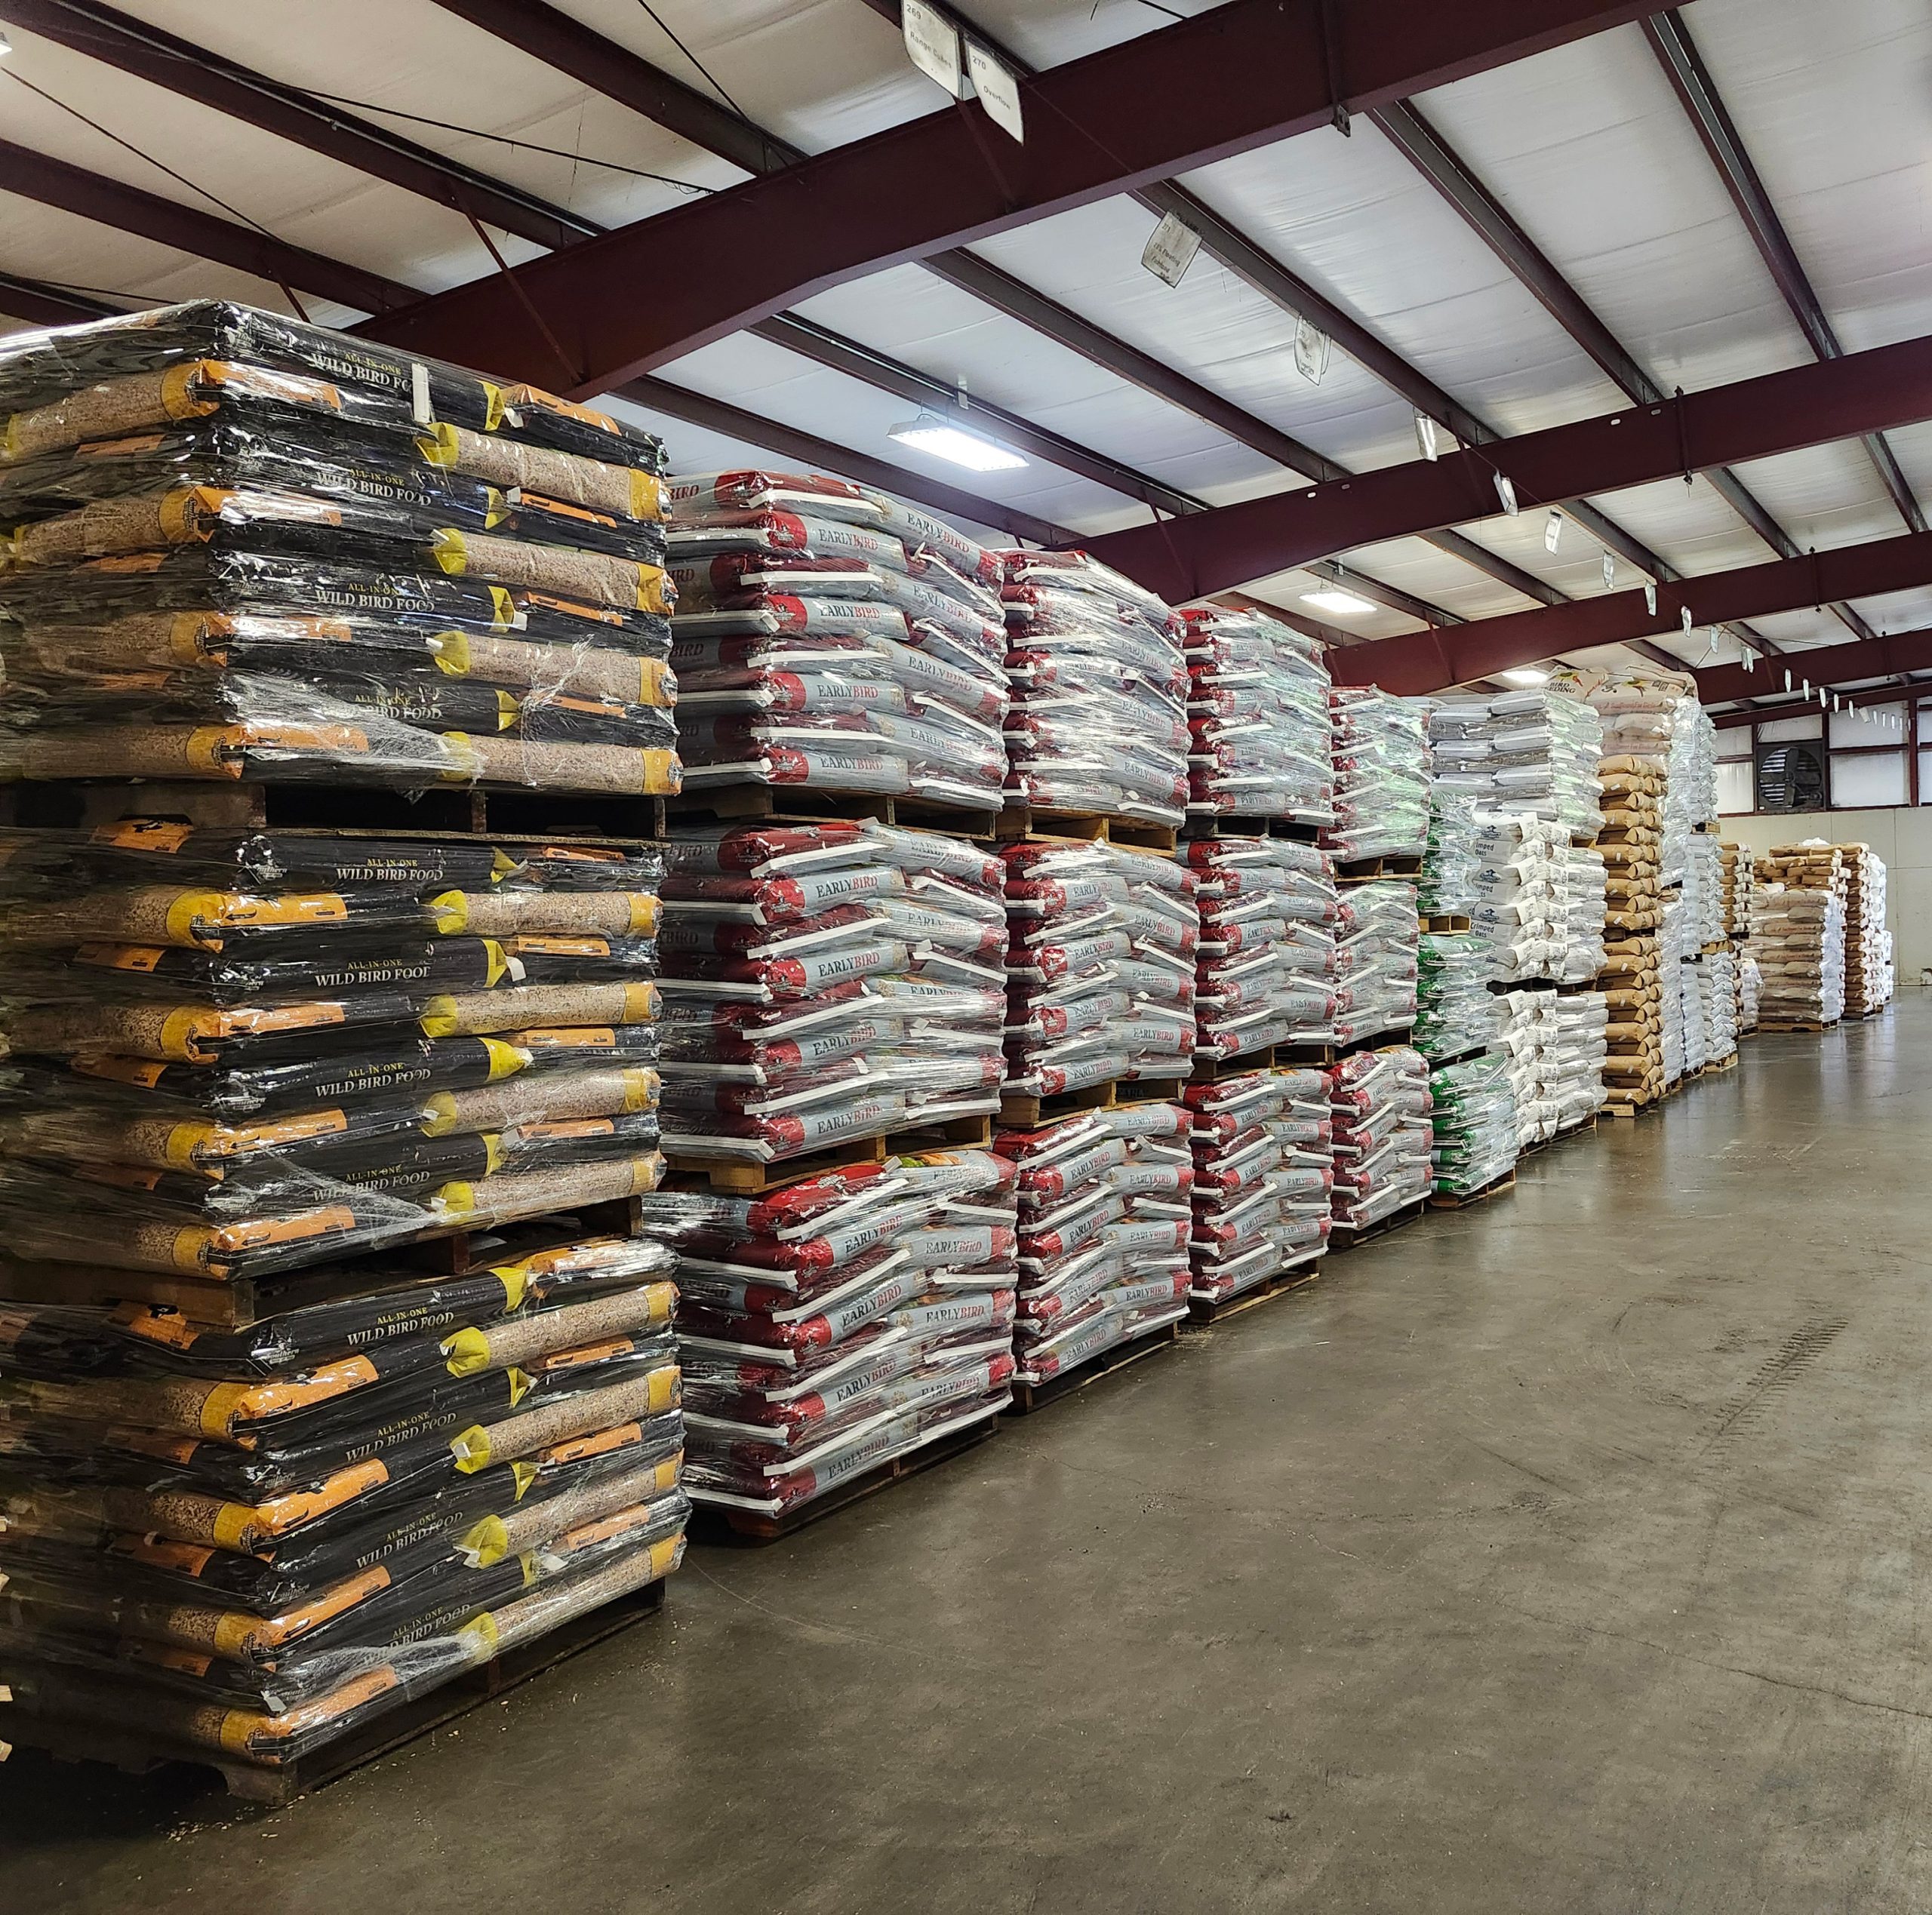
[1548,992,1609,1126]
[1185,1068,1331,1302]
[1324,690,1429,862]
[0,825,666,1277]
[1426,691,1604,841]
[997,1103,1190,1381]
[1415,931,1500,1063]
[0,303,678,796]
[1331,878,1419,1046]
[1748,850,1847,1025]
[0,1228,686,1766]
[656,820,1005,1163]
[1428,1053,1519,1197]
[1493,990,1559,1146]
[1184,835,1336,1061]
[636,1147,1014,1518]
[1326,1046,1431,1230]
[1177,604,1333,825]
[998,549,1189,828]
[1001,838,1197,1096]
[666,472,1007,809]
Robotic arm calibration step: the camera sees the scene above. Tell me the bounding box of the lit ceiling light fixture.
[886,410,1027,472]
[1300,588,1377,616]
[1500,666,1550,686]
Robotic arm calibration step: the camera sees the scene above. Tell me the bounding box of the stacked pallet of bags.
[1186,837,1337,1063]
[1750,846,1847,1028]
[1425,691,1604,841]
[1547,993,1609,1127]
[1414,791,1501,1063]
[1184,1068,1332,1305]
[1178,605,1332,826]
[653,821,1006,1167]
[1594,760,1666,1111]
[999,1104,1192,1385]
[0,1228,688,1774]
[999,552,1188,830]
[1427,1054,1520,1198]
[666,472,1006,808]
[1837,844,1893,1016]
[1003,838,1198,1099]
[1327,1046,1432,1234]
[0,303,678,798]
[636,1148,1016,1524]
[1466,812,1565,983]
[1493,989,1560,1148]
[1325,689,1430,863]
[0,826,668,1277]
[1333,878,1420,1047]
[1553,844,1609,985]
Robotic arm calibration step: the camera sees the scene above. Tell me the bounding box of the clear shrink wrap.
[640,1147,1015,1520]
[1002,839,1197,1097]
[1327,1045,1431,1231]
[1331,878,1420,1047]
[998,1102,1191,1382]
[1177,604,1333,825]
[1427,1053,1519,1197]
[0,1231,685,1768]
[0,303,678,797]
[656,821,1006,1163]
[666,472,1007,809]
[1324,689,1429,862]
[0,825,666,1277]
[1184,835,1337,1061]
[998,550,1189,828]
[1185,1068,1331,1303]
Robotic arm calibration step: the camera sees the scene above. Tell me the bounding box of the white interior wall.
[1719,807,1932,981]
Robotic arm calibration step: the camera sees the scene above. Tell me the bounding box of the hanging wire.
[296,88,715,195]
[2,66,294,246]
[633,1,758,128]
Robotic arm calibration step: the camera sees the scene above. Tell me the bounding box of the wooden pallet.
[1334,854,1423,882]
[1335,1026,1418,1060]
[1757,1019,1835,1033]
[1422,913,1473,933]
[1005,1317,1182,1415]
[1180,813,1321,844]
[663,783,998,839]
[1421,1041,1490,1071]
[1189,1040,1293,1084]
[1185,1256,1321,1324]
[995,804,1179,856]
[1427,1169,1517,1210]
[2,1578,669,1805]
[0,776,667,841]
[996,1075,1187,1131]
[1699,1052,1740,1076]
[0,1194,647,1329]
[1328,1196,1428,1254]
[691,1414,998,1543]
[665,1111,993,1195]
[1602,1097,1654,1120]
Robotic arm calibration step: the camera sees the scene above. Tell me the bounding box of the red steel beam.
[1695,629,1932,707]
[1088,336,1932,604]
[1644,9,1925,536]
[357,0,1657,389]
[426,0,800,176]
[0,0,593,252]
[1327,529,1932,693]
[0,138,416,315]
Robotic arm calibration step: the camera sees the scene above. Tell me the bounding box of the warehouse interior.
[0,0,1925,1908]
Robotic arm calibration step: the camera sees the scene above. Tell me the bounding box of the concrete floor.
[8,1001,1932,1913]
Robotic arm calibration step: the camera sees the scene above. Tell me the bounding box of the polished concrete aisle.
[9,1003,1932,1914]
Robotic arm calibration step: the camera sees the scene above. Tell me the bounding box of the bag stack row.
[1749,846,1847,1028]
[1594,759,1667,1112]
[0,301,699,1778]
[1837,844,1894,1017]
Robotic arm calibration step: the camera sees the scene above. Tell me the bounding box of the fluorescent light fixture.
[1300,588,1377,616]
[887,410,1026,472]
[1499,666,1550,686]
